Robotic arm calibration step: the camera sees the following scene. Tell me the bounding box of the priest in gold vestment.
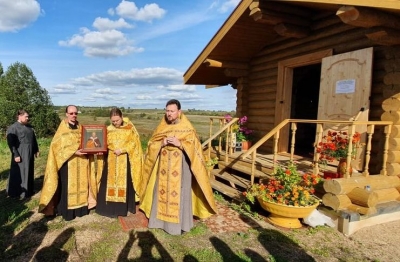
[96,108,143,218]
[140,99,217,235]
[39,105,99,221]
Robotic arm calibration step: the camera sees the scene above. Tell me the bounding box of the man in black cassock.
[6,109,39,199]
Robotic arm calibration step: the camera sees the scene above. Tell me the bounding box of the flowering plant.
[205,156,219,169]
[243,162,321,207]
[224,115,254,142]
[316,130,361,163]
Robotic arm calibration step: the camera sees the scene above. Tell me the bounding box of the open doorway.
[290,63,321,157]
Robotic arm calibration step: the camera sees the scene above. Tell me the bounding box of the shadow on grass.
[210,236,246,261]
[0,172,48,261]
[117,230,174,261]
[238,212,316,262]
[34,227,74,262]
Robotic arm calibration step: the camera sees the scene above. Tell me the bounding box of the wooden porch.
[201,117,400,235]
[206,149,318,202]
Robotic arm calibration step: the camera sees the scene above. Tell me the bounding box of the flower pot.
[337,158,353,178]
[241,141,252,151]
[257,197,320,228]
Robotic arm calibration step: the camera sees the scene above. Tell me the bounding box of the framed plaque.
[80,125,107,153]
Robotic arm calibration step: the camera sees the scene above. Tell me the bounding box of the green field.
[58,108,230,142]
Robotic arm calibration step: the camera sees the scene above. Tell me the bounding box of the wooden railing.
[241,119,393,184]
[202,117,239,164]
[202,117,394,185]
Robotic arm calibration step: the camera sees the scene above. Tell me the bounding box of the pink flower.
[224,114,232,122]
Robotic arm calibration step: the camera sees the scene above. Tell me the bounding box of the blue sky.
[0,0,239,111]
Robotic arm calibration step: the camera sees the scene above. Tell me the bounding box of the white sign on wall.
[335,79,356,94]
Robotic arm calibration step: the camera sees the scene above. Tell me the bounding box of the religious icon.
[81,125,107,153]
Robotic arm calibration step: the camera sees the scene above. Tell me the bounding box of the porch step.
[211,169,251,189]
[210,179,245,202]
[218,161,271,179]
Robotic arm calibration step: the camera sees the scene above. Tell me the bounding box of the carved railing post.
[290,122,297,161]
[273,131,280,172]
[313,124,324,175]
[382,125,392,176]
[363,124,375,176]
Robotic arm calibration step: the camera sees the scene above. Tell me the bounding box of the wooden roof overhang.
[183,0,400,87]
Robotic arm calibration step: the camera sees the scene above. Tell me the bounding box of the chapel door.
[317,47,373,169]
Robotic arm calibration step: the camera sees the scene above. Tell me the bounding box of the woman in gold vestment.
[96,108,143,218]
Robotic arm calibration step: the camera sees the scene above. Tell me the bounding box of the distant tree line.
[185,109,235,116]
[0,62,60,138]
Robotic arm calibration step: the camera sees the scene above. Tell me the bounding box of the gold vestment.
[39,119,98,214]
[104,118,143,202]
[140,113,217,223]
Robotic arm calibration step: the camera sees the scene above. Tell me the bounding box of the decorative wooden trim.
[203,59,249,69]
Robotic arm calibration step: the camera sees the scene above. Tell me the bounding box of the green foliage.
[92,108,109,117]
[244,162,321,207]
[186,108,235,116]
[0,62,60,137]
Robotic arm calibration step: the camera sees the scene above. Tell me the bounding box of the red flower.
[316,131,362,163]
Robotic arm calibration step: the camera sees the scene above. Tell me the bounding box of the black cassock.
[6,121,39,198]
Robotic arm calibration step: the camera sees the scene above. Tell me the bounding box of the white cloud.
[0,0,41,32]
[72,67,183,86]
[58,1,166,58]
[136,94,153,100]
[49,84,77,94]
[95,88,117,94]
[115,1,166,22]
[221,0,240,13]
[59,28,143,58]
[157,84,196,92]
[93,17,133,31]
[107,8,115,16]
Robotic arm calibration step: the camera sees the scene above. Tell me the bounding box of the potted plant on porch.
[225,115,254,151]
[243,162,322,228]
[316,130,362,178]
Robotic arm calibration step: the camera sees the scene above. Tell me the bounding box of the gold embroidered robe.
[104,118,143,202]
[39,119,98,214]
[140,113,217,223]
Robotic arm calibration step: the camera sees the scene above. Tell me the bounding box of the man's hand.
[166,136,181,147]
[114,149,122,156]
[14,156,21,163]
[75,149,87,156]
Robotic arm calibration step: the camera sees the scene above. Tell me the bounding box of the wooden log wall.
[234,5,400,168]
[322,175,400,215]
[380,46,400,176]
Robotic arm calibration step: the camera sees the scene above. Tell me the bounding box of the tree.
[0,62,60,137]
